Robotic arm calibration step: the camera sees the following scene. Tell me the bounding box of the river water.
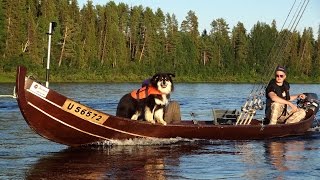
[1,82,320,179]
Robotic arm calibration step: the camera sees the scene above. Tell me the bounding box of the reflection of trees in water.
[25,144,200,180]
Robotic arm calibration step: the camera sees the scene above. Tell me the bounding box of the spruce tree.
[231,22,249,72]
[79,1,98,69]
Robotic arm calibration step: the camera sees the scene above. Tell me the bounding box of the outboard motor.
[297,93,319,115]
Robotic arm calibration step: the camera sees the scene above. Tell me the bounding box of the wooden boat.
[16,66,319,146]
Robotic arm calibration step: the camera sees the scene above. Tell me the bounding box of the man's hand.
[288,102,298,112]
[298,94,306,99]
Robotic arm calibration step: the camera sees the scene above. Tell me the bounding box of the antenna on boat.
[45,21,57,88]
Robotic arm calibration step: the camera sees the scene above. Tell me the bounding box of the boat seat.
[212,109,239,125]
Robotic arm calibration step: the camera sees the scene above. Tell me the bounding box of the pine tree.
[79,1,98,69]
[181,10,199,40]
[314,26,320,78]
[180,10,199,71]
[103,1,126,68]
[0,0,6,58]
[24,0,42,64]
[138,7,152,63]
[153,8,166,68]
[128,5,143,62]
[57,0,80,68]
[115,3,129,67]
[249,22,277,75]
[165,13,179,68]
[286,31,300,75]
[210,18,232,69]
[96,4,106,65]
[3,0,27,59]
[68,0,81,68]
[299,28,314,76]
[38,0,59,68]
[200,29,211,66]
[231,22,249,72]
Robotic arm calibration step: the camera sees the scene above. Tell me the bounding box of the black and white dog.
[116,73,175,125]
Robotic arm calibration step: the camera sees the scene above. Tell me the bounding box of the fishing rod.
[255,0,309,100]
[263,0,309,83]
[249,0,299,94]
[258,0,308,89]
[241,0,297,107]
[236,0,309,125]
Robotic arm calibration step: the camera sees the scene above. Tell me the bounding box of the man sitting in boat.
[265,65,306,125]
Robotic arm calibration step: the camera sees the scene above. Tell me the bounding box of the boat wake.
[309,125,320,132]
[92,137,198,146]
[90,137,238,147]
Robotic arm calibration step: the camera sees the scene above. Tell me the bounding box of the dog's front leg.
[131,111,141,120]
[154,108,167,125]
[144,107,155,124]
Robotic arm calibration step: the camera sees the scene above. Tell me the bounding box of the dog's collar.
[131,86,162,100]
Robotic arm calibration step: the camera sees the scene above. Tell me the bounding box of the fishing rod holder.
[241,98,264,112]
[236,97,264,125]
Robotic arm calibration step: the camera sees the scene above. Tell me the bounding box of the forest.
[0,0,319,83]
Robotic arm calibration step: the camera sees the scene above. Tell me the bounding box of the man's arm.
[268,91,298,112]
[289,94,306,101]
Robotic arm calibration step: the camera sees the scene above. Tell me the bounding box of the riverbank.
[1,71,319,84]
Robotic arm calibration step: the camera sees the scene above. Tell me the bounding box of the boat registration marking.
[29,82,49,98]
[62,99,109,124]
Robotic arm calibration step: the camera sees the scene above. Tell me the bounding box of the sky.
[78,0,319,35]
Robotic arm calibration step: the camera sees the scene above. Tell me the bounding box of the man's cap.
[275,65,287,74]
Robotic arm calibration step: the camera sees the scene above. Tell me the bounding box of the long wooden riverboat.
[15,66,319,146]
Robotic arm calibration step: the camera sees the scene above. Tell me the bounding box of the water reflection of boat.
[16,66,319,146]
[26,144,199,180]
[263,139,310,179]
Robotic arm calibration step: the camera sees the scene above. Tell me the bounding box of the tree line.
[0,0,319,83]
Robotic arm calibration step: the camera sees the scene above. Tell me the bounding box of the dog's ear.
[168,73,175,78]
[150,73,160,84]
[152,73,160,80]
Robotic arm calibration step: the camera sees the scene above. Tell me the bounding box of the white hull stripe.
[26,89,150,138]
[28,102,111,141]
[27,89,61,108]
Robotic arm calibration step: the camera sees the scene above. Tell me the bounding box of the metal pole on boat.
[45,22,57,88]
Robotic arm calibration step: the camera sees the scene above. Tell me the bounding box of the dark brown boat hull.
[16,66,316,146]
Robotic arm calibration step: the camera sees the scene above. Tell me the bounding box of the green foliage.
[0,1,319,83]
[0,0,5,55]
